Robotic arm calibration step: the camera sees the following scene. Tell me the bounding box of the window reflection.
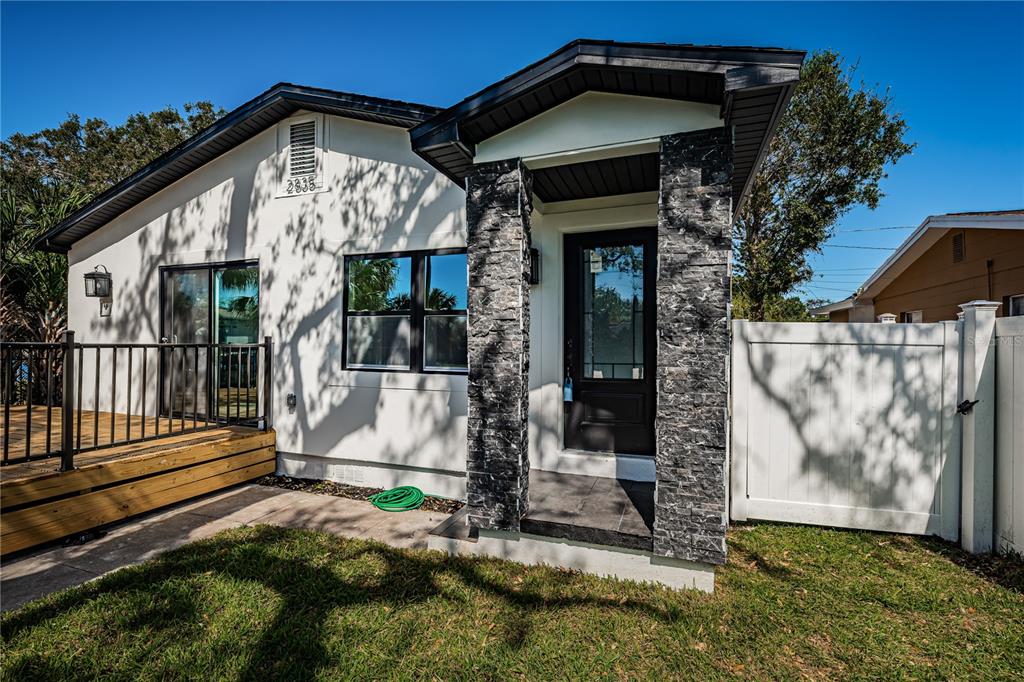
[347,257,412,311]
[215,267,259,344]
[582,245,644,380]
[425,253,467,310]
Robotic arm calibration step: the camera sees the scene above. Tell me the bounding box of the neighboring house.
[35,40,804,589]
[811,210,1024,322]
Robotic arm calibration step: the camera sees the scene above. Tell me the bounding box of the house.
[34,39,804,590]
[811,210,1024,322]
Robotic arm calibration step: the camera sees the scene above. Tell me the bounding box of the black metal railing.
[0,332,273,470]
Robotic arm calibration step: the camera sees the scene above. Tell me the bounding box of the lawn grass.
[2,523,1022,680]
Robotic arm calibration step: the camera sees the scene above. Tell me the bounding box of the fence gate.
[995,316,1024,555]
[730,321,960,540]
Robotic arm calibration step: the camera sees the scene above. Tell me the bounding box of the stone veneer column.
[464,159,532,531]
[654,128,733,565]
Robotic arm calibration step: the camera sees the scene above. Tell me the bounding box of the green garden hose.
[368,485,425,512]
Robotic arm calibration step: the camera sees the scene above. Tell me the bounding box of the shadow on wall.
[739,321,955,524]
[269,154,467,473]
[69,122,468,477]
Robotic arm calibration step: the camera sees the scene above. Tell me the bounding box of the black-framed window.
[343,249,467,373]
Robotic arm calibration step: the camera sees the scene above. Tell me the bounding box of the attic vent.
[289,121,316,177]
[952,232,965,263]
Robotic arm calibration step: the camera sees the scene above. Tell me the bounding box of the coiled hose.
[368,486,425,512]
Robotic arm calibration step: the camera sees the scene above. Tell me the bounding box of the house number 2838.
[286,176,316,194]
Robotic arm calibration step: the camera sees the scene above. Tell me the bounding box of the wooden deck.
[2,395,256,461]
[1,406,275,555]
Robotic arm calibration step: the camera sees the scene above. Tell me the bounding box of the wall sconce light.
[84,265,112,298]
[529,248,541,285]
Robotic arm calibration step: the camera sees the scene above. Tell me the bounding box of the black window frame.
[342,247,467,374]
[158,259,260,346]
[157,258,260,418]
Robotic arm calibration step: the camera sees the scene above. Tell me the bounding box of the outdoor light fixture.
[529,248,541,285]
[84,265,112,298]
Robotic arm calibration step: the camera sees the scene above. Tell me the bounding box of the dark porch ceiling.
[531,153,659,204]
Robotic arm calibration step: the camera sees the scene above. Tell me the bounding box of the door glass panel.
[215,267,259,344]
[164,271,210,344]
[214,266,259,419]
[162,270,210,417]
[582,244,644,380]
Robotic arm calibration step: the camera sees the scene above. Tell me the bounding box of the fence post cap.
[958,300,1002,312]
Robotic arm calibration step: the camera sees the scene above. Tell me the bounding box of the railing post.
[262,336,272,431]
[61,330,75,471]
[959,300,1000,553]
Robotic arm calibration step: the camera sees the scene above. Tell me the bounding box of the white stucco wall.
[475,92,721,165]
[66,94,716,494]
[67,112,469,494]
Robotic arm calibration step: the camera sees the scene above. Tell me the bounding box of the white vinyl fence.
[995,316,1024,556]
[730,320,961,541]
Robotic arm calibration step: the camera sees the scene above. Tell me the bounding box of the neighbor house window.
[952,232,965,263]
[1009,294,1024,317]
[899,310,923,323]
[344,249,467,372]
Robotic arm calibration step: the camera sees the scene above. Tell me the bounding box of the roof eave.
[34,84,441,253]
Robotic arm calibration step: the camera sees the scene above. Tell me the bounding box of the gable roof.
[810,209,1024,315]
[35,84,441,253]
[409,39,805,215]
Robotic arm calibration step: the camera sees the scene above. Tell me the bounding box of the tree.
[2,102,222,196]
[0,102,224,341]
[0,183,89,342]
[734,51,914,321]
[731,277,827,322]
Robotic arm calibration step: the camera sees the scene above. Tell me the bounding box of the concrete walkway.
[0,484,453,613]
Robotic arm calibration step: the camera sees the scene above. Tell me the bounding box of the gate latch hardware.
[956,399,979,415]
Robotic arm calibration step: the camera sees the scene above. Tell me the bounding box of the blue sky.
[3,1,1022,302]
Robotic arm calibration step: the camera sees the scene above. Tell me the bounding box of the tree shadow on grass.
[912,536,1024,595]
[2,525,693,679]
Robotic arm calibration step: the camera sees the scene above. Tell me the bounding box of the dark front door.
[564,228,655,454]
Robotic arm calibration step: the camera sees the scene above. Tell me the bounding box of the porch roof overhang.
[409,39,805,215]
[35,84,441,253]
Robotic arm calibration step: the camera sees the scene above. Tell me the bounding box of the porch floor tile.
[522,470,654,552]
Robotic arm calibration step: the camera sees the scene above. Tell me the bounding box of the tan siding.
[873,229,1024,321]
[829,309,850,323]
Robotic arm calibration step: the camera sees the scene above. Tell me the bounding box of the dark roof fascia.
[35,84,441,253]
[410,39,803,151]
[724,68,799,218]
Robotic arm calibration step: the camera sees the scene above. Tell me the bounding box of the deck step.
[0,427,275,555]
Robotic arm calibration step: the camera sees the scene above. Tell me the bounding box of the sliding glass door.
[160,261,259,422]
